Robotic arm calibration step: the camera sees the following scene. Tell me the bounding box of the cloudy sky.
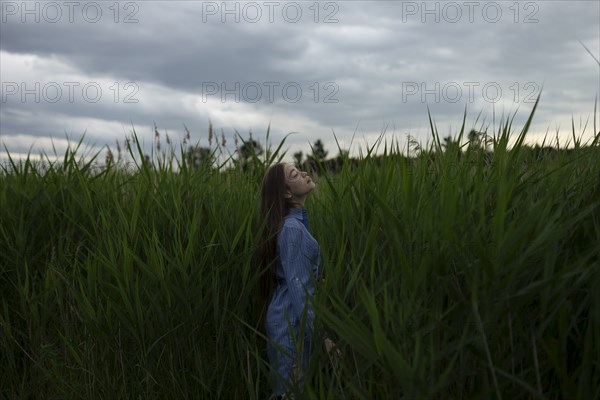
[1,0,599,164]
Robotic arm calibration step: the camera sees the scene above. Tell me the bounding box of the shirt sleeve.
[278,226,317,331]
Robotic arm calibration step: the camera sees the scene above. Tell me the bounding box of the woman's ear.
[284,190,292,199]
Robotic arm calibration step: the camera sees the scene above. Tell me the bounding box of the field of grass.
[1,102,599,399]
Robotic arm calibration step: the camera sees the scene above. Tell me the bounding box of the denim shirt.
[267,207,321,333]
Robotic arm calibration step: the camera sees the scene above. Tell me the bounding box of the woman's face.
[283,163,315,201]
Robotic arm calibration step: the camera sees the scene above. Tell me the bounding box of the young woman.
[258,162,337,398]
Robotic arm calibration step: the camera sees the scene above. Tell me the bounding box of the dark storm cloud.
[1,0,598,160]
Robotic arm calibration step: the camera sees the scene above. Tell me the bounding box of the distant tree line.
[139,123,578,174]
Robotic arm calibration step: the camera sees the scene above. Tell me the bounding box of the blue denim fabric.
[266,207,321,395]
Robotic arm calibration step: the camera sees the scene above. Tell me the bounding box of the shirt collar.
[286,207,310,231]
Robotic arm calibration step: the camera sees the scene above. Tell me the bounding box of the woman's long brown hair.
[257,163,293,331]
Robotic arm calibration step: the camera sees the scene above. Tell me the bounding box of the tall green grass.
[1,101,599,399]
